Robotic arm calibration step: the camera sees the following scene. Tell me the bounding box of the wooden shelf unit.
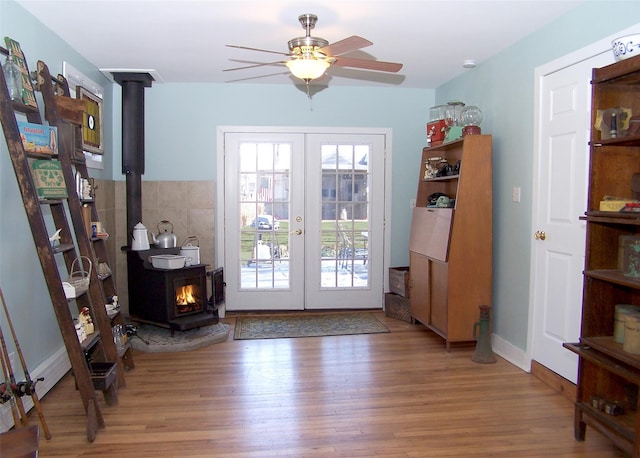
[408,135,493,349]
[34,62,134,374]
[0,47,121,441]
[565,53,640,457]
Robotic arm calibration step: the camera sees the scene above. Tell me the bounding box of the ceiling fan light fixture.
[225,13,403,90]
[286,57,330,82]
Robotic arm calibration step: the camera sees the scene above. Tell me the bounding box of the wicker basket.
[96,260,112,280]
[66,256,91,295]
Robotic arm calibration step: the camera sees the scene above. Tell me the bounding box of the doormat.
[233,312,389,340]
[129,322,230,353]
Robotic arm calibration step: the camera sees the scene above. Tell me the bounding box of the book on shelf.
[17,121,58,155]
[30,159,68,199]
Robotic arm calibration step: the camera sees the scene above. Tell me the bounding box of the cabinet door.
[409,207,453,262]
[409,251,430,325]
[429,259,449,334]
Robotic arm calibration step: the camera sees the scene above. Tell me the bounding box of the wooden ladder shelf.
[0,45,129,441]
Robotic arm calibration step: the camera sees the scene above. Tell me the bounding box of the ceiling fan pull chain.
[308,90,315,111]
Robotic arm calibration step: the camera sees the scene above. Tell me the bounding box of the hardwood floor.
[27,312,628,457]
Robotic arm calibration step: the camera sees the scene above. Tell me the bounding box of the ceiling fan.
[224,14,403,86]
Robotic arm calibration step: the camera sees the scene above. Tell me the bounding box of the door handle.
[534,230,546,241]
[291,229,302,235]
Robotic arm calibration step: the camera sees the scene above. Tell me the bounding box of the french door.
[222,130,386,311]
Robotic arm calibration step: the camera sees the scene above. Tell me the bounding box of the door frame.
[525,23,640,374]
[215,126,393,314]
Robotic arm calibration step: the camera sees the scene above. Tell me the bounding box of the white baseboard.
[492,333,531,373]
[0,346,70,432]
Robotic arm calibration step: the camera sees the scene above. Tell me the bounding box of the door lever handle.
[290,229,302,235]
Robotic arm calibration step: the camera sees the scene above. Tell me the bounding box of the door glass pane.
[239,142,290,289]
[320,143,369,288]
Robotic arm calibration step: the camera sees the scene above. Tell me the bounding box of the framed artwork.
[77,86,104,154]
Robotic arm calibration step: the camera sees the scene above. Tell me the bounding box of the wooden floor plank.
[27,313,628,457]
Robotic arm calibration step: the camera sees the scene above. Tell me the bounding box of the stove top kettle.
[131,222,150,251]
[151,220,177,248]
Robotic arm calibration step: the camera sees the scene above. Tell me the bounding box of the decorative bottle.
[2,48,23,102]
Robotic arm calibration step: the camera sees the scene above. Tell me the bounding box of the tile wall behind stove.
[94,179,215,316]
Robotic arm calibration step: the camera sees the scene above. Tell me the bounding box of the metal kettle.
[151,220,177,248]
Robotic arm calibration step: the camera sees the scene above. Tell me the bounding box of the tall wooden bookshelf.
[408,135,493,349]
[564,54,640,456]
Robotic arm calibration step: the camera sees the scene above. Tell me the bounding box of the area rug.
[129,322,230,353]
[233,312,389,340]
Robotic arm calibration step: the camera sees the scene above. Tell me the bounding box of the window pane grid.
[239,142,291,290]
[320,143,370,288]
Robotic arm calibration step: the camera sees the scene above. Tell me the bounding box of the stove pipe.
[111,73,153,245]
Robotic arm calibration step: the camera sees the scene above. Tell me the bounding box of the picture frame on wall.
[77,86,103,154]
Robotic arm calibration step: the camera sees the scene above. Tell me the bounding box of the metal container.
[153,220,177,248]
[615,304,640,343]
[180,236,200,266]
[623,313,640,354]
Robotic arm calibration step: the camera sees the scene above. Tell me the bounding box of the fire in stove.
[175,283,202,315]
[176,284,197,305]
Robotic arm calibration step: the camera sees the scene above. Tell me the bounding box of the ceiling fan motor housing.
[288,14,328,57]
[288,37,329,56]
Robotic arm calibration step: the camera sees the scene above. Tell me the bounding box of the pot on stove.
[180,236,200,266]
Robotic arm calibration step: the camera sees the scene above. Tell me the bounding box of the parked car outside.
[251,215,280,230]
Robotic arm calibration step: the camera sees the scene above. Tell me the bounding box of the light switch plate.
[512,187,521,203]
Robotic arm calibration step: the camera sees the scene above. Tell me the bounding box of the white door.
[305,133,385,309]
[530,51,612,383]
[223,130,385,311]
[224,132,305,310]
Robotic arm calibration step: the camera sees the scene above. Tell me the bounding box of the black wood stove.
[126,247,218,332]
[113,73,221,333]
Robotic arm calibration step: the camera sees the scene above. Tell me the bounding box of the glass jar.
[2,48,23,102]
[429,105,446,122]
[460,105,483,135]
[446,101,465,126]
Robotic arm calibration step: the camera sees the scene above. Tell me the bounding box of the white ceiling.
[15,0,585,89]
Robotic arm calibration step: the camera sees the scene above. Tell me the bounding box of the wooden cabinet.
[564,54,640,457]
[408,135,492,349]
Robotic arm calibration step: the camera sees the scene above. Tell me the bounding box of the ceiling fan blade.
[332,56,403,73]
[225,71,291,83]
[223,61,287,72]
[318,36,372,57]
[226,44,291,57]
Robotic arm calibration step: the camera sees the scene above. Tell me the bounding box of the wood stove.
[126,247,217,332]
[112,73,220,332]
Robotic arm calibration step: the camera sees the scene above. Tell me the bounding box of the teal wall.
[1,0,640,379]
[0,0,116,372]
[437,2,640,350]
[0,0,431,372]
[143,83,430,264]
